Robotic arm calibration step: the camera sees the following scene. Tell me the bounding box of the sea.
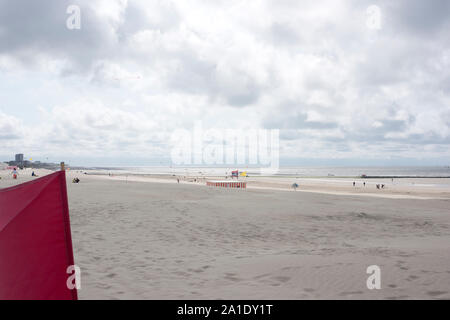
[94,166,450,178]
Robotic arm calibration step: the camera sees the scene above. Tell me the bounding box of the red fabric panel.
[0,171,77,300]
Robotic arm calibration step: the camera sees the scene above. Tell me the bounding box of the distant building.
[7,154,25,168]
[15,154,24,163]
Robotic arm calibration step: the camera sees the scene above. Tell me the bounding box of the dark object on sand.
[72,178,80,183]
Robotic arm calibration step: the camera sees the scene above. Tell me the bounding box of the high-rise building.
[15,154,24,163]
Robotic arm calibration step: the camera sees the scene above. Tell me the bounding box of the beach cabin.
[206,180,247,189]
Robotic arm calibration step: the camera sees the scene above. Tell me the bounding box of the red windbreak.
[0,171,77,300]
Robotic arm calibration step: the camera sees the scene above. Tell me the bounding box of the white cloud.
[0,111,23,140]
[0,0,449,164]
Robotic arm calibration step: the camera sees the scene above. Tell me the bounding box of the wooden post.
[60,162,65,171]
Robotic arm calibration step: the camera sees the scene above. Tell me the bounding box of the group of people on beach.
[175,176,205,184]
[6,169,40,180]
[352,181,385,189]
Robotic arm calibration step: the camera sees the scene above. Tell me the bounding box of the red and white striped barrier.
[206,180,247,189]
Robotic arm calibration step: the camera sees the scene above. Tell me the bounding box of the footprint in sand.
[406,275,419,281]
[386,295,410,300]
[339,291,364,297]
[96,283,112,289]
[273,276,291,283]
[271,283,281,286]
[188,268,204,273]
[395,261,409,271]
[224,273,241,282]
[427,291,448,298]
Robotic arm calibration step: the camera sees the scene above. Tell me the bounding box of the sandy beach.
[1,168,450,299]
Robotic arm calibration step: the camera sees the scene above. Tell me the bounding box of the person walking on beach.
[353,181,356,187]
[363,182,366,187]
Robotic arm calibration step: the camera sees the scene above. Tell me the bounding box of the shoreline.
[84,171,450,200]
[2,168,450,200]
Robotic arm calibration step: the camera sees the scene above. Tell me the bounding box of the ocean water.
[100,166,450,178]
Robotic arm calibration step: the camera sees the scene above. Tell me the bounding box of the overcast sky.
[0,0,449,166]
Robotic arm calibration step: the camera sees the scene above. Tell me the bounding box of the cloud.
[388,0,450,35]
[0,111,23,140]
[0,0,449,164]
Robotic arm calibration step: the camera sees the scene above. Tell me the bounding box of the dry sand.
[1,168,450,299]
